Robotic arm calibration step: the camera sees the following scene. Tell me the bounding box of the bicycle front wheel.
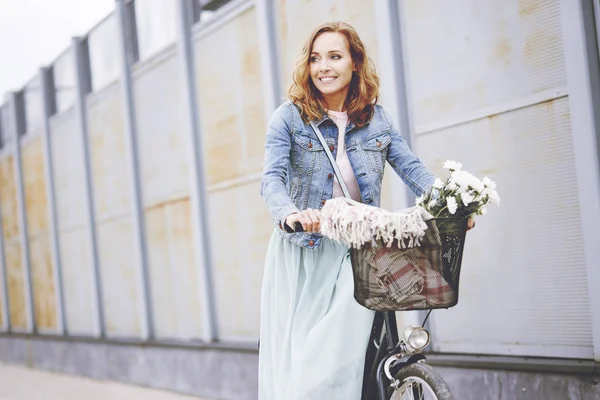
[388,363,454,400]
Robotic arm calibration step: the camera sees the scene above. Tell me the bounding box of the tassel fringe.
[320,198,433,249]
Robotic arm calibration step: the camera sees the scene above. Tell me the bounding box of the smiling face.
[309,32,354,110]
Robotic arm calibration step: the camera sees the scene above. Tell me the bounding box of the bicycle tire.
[388,363,454,400]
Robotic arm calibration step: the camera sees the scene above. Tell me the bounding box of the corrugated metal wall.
[402,0,592,359]
[0,0,597,363]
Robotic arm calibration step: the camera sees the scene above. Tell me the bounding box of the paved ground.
[0,363,214,400]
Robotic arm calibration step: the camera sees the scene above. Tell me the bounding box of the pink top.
[327,110,361,202]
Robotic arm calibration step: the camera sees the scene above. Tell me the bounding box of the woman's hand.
[285,209,322,233]
[467,216,476,231]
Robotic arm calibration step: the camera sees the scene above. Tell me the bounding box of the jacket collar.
[315,111,356,132]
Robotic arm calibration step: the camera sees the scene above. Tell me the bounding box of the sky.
[0,0,114,99]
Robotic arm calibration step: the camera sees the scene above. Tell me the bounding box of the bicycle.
[360,310,452,399]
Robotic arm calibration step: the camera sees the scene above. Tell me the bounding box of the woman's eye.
[331,55,341,60]
[310,57,319,63]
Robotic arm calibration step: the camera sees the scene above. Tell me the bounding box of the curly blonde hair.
[289,21,380,127]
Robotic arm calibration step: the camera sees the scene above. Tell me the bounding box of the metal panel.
[116,0,153,340]
[88,13,122,92]
[276,0,380,98]
[176,0,219,341]
[402,0,566,130]
[40,68,65,335]
[0,114,9,329]
[131,44,205,338]
[72,37,105,337]
[132,56,190,205]
[419,97,592,359]
[52,50,77,114]
[195,8,266,183]
[23,77,44,135]
[134,0,178,61]
[87,88,131,216]
[28,236,56,331]
[96,217,142,336]
[6,95,35,333]
[20,136,57,331]
[208,181,272,339]
[145,199,203,339]
[560,0,600,362]
[0,155,25,331]
[49,109,96,334]
[87,85,142,338]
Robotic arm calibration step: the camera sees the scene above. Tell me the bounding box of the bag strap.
[309,120,351,199]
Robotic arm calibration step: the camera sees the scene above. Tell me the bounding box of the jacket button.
[321,200,326,206]
[328,173,333,179]
[278,222,282,230]
[308,141,313,149]
[308,240,315,246]
[376,141,382,148]
[329,145,335,151]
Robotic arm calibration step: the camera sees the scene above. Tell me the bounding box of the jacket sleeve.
[260,104,300,227]
[380,107,435,197]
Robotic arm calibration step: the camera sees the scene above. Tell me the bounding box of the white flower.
[482,176,497,189]
[428,198,438,208]
[452,170,484,192]
[487,189,501,205]
[443,160,462,171]
[447,196,458,214]
[415,194,424,205]
[479,206,488,215]
[432,178,444,189]
[461,192,475,206]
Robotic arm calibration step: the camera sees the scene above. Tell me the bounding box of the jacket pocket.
[290,134,324,173]
[360,132,391,174]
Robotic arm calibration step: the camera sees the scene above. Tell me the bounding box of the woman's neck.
[323,93,348,112]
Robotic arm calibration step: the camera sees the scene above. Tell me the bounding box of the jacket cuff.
[277,204,300,231]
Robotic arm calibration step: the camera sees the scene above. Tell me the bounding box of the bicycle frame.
[361,311,428,399]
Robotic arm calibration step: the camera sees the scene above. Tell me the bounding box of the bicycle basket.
[349,217,468,311]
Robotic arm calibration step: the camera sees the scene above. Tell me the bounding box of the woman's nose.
[319,60,330,72]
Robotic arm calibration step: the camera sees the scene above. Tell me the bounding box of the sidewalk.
[0,363,214,400]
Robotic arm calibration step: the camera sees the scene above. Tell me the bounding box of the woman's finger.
[307,209,321,232]
[467,217,476,230]
[304,208,319,232]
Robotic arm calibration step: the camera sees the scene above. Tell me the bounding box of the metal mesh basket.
[349,217,468,311]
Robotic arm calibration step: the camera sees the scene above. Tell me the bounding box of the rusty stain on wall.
[494,38,513,67]
[0,156,27,329]
[0,156,20,240]
[519,0,543,16]
[5,242,27,330]
[29,235,57,329]
[22,137,49,235]
[523,29,561,71]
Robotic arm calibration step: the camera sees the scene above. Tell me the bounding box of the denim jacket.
[260,101,435,249]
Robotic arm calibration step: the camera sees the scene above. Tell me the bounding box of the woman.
[259,21,471,399]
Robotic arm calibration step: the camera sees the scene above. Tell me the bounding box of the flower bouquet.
[417,161,500,219]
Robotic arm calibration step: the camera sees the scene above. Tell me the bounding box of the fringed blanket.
[320,198,434,249]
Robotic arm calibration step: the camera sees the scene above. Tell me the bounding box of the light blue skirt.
[259,229,375,400]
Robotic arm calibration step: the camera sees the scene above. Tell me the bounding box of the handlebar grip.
[283,221,305,233]
[293,222,305,233]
